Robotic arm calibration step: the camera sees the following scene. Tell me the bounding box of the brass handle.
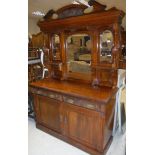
[67,98,74,104]
[49,94,55,98]
[85,104,95,109]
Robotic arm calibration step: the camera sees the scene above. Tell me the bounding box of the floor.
[28,118,126,155]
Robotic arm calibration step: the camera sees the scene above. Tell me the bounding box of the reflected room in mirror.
[66,34,91,75]
[100,30,114,63]
[52,34,61,60]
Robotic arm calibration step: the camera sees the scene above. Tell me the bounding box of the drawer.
[30,87,62,101]
[63,95,99,111]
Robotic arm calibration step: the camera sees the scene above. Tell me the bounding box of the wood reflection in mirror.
[66,34,91,74]
[100,30,113,63]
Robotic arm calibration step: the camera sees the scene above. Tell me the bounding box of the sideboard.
[29,1,125,155]
[30,78,117,155]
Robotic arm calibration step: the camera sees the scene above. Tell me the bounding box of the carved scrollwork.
[58,8,84,19]
[43,2,107,21]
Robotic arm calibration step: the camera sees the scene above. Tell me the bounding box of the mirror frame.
[65,32,93,82]
[98,27,115,65]
[99,29,114,64]
[51,33,61,61]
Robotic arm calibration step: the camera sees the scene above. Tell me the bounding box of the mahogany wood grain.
[38,9,124,33]
[36,95,62,133]
[30,78,117,103]
[30,3,125,155]
[30,78,117,155]
[63,103,104,151]
[37,6,124,83]
[31,83,116,155]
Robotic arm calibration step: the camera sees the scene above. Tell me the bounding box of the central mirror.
[66,33,91,75]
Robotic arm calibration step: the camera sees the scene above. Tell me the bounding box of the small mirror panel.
[66,34,91,74]
[52,34,61,60]
[100,30,113,63]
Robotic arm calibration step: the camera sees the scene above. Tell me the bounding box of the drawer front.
[30,87,62,101]
[30,87,101,111]
[63,95,99,111]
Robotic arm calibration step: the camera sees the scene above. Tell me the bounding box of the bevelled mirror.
[52,34,61,60]
[100,30,113,63]
[66,33,91,75]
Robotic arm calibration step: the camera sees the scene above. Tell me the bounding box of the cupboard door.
[64,103,104,151]
[37,95,61,133]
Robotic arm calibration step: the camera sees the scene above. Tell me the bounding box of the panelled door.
[63,103,105,151]
[36,95,62,133]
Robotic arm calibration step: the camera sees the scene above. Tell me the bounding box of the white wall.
[28,17,40,35]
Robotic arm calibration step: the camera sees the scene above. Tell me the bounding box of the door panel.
[37,95,61,133]
[64,103,104,150]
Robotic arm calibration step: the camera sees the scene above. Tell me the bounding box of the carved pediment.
[43,1,107,21]
[57,4,86,19]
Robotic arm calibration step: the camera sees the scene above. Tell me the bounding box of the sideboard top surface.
[30,78,117,103]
